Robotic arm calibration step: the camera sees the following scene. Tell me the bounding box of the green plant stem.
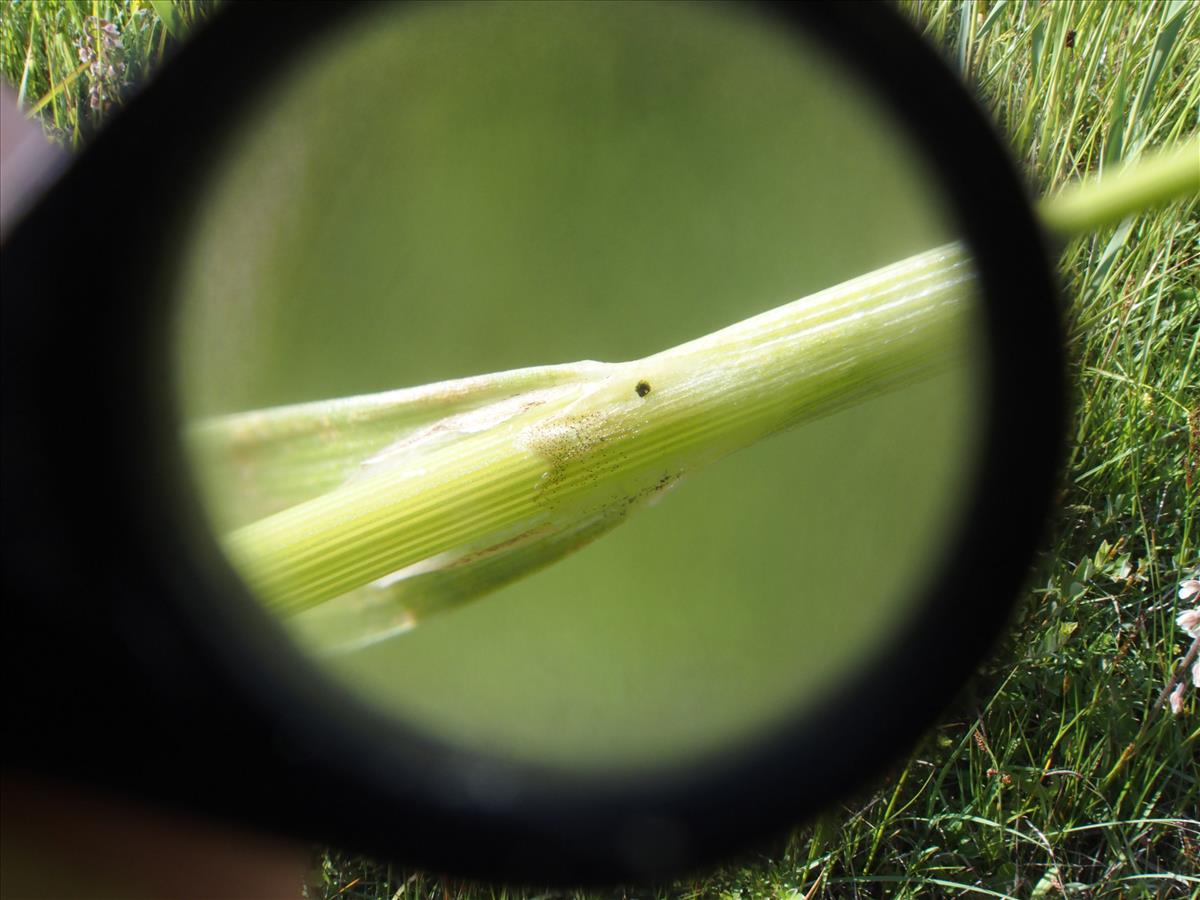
[222,143,1199,618]
[1037,136,1199,240]
[227,245,974,615]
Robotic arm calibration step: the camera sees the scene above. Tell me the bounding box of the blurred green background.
[174,1,983,773]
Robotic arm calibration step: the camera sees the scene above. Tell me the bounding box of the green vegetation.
[0,0,214,146]
[2,0,1197,896]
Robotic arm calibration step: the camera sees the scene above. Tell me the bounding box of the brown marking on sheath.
[521,409,634,511]
[635,380,651,397]
[444,522,555,569]
[524,412,615,476]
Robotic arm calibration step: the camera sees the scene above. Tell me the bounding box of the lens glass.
[174,1,986,774]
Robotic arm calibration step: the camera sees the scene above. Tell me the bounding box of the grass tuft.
[0,0,214,145]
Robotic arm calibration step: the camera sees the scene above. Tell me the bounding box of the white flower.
[1180,579,1200,601]
[1168,682,1187,716]
[1178,607,1200,639]
[1193,659,1200,689]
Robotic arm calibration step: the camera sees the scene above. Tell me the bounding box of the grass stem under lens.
[208,137,1198,623]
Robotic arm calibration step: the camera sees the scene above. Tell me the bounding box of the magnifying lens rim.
[0,0,1064,883]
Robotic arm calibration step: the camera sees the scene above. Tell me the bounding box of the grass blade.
[148,0,183,40]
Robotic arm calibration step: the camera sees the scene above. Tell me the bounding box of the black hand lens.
[2,1,1063,883]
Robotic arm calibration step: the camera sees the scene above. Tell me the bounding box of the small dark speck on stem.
[635,380,651,398]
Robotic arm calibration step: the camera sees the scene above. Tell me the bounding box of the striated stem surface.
[223,243,977,616]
